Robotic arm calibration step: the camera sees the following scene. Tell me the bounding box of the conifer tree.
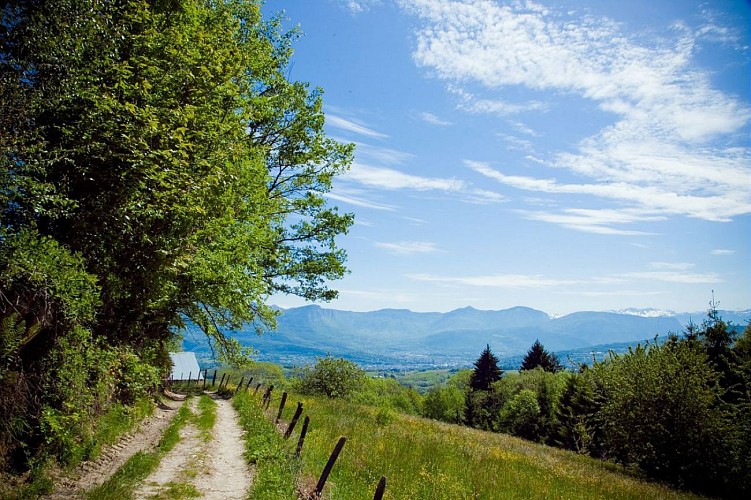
[521,340,563,373]
[470,344,503,391]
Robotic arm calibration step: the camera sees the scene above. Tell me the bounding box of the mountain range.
[182,305,751,370]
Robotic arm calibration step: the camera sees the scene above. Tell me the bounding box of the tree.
[296,356,364,399]
[423,385,466,424]
[590,340,733,494]
[520,340,563,373]
[499,389,540,440]
[1,0,352,470]
[470,344,503,391]
[553,373,599,453]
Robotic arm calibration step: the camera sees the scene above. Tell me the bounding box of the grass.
[232,391,298,499]
[85,401,193,500]
[272,394,707,500]
[195,394,217,441]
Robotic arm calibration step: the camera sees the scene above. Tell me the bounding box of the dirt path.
[48,398,184,499]
[46,391,253,499]
[133,394,252,499]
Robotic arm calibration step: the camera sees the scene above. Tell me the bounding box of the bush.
[500,389,541,440]
[589,340,732,493]
[294,356,365,399]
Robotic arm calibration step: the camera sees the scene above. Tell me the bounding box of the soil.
[45,391,253,499]
[47,397,185,499]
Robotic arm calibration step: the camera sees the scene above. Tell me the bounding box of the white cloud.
[340,0,382,14]
[327,115,388,139]
[400,0,751,226]
[409,273,580,288]
[325,189,396,211]
[467,160,751,224]
[616,271,723,284]
[711,249,735,256]
[347,162,466,191]
[376,241,440,255]
[449,85,549,116]
[419,111,453,126]
[649,262,695,271]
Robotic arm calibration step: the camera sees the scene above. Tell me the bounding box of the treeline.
[423,306,751,498]
[0,0,351,475]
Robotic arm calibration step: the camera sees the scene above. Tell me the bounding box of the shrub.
[294,356,365,399]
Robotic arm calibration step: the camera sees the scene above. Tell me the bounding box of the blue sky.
[266,0,750,316]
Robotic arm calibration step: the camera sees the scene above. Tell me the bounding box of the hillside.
[182,305,751,369]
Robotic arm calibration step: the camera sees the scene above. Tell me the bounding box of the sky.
[265,0,751,316]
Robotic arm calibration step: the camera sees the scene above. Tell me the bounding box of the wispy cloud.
[325,188,396,211]
[327,115,388,139]
[409,273,580,288]
[449,85,549,116]
[649,262,695,271]
[347,162,466,191]
[376,241,440,255]
[399,0,751,228]
[339,0,382,14]
[351,142,416,165]
[616,271,722,284]
[408,266,722,290]
[418,111,453,126]
[711,249,735,256]
[467,160,751,224]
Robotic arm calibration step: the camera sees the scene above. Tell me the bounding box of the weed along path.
[48,397,186,498]
[47,391,253,499]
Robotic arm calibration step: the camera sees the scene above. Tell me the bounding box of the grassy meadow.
[234,390,704,500]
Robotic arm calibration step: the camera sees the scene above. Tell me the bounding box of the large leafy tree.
[1,0,352,469]
[1,0,352,357]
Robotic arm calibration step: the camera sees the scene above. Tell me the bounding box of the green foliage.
[0,0,352,472]
[554,373,599,454]
[469,344,503,391]
[423,384,466,424]
[290,393,703,500]
[233,391,297,499]
[499,389,541,440]
[351,376,423,415]
[294,355,365,399]
[86,402,192,500]
[195,395,217,441]
[243,361,287,388]
[520,339,564,373]
[589,339,733,494]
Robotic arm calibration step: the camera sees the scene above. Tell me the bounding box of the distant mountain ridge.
[182,305,751,370]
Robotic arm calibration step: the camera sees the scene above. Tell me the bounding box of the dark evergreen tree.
[553,373,598,453]
[470,344,503,391]
[520,340,563,373]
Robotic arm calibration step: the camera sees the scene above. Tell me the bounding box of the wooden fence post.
[203,369,207,390]
[284,402,304,439]
[245,377,253,391]
[218,373,226,389]
[310,437,347,499]
[296,416,310,457]
[236,376,245,394]
[212,369,217,387]
[254,383,262,394]
[373,476,387,500]
[276,392,288,423]
[264,387,274,409]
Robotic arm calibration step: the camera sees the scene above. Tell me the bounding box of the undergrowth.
[233,391,298,499]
